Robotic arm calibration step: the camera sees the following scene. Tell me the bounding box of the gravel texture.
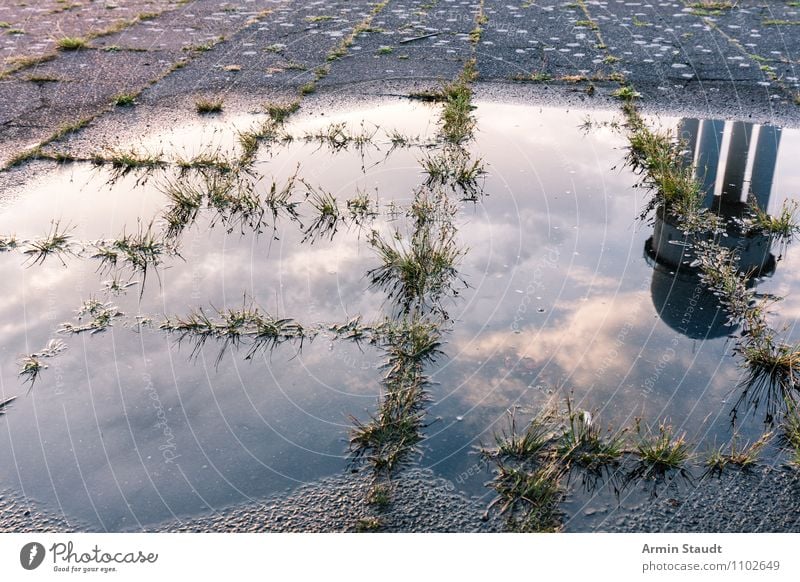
[147,469,503,533]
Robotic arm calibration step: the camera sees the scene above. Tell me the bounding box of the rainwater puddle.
[1,99,799,531]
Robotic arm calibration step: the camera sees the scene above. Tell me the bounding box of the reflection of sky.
[0,102,799,529]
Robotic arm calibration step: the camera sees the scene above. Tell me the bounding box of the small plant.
[97,148,168,178]
[0,235,19,252]
[0,396,16,417]
[439,79,476,143]
[377,46,393,55]
[485,407,556,460]
[301,184,341,243]
[367,222,465,316]
[265,100,300,123]
[56,36,88,50]
[735,335,800,423]
[747,199,800,243]
[575,19,598,30]
[22,221,75,266]
[354,516,383,532]
[421,147,485,198]
[782,402,800,465]
[59,298,124,335]
[91,221,177,292]
[18,339,67,388]
[160,302,307,362]
[366,483,392,508]
[612,85,641,101]
[299,81,316,95]
[195,98,223,114]
[556,399,626,469]
[704,432,770,475]
[113,92,136,106]
[486,462,564,532]
[634,420,692,474]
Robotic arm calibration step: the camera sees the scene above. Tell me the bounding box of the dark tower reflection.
[646,119,783,339]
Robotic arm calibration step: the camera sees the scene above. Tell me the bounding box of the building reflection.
[645,119,783,339]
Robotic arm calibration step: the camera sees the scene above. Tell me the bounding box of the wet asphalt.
[1,0,800,532]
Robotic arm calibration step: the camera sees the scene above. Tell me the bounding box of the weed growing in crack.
[704,432,771,475]
[59,297,124,335]
[421,146,485,199]
[18,339,67,388]
[160,301,308,363]
[486,462,564,532]
[195,98,224,114]
[56,36,88,50]
[367,222,464,317]
[23,221,75,266]
[633,420,692,476]
[91,221,177,293]
[301,184,341,243]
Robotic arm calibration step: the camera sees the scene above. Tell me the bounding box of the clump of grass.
[367,221,464,316]
[575,19,599,30]
[626,120,707,228]
[113,92,136,106]
[18,339,67,388]
[366,483,392,508]
[175,150,235,174]
[747,199,800,244]
[299,81,316,95]
[634,420,692,475]
[56,36,88,50]
[91,222,177,291]
[0,396,16,417]
[346,190,378,229]
[704,432,770,475]
[486,462,564,532]
[22,221,75,266]
[265,100,300,123]
[420,146,485,199]
[349,317,440,476]
[302,122,378,153]
[439,79,476,143]
[354,516,382,532]
[511,72,553,83]
[735,334,800,424]
[160,302,307,362]
[0,235,19,252]
[301,184,341,243]
[376,46,393,55]
[94,148,168,179]
[556,399,626,469]
[484,407,556,460]
[782,402,800,465]
[612,85,641,101]
[688,1,736,15]
[195,98,223,114]
[59,297,124,335]
[692,241,755,326]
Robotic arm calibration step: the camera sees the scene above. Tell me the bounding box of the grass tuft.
[22,221,75,266]
[56,36,88,50]
[195,98,223,114]
[634,420,692,474]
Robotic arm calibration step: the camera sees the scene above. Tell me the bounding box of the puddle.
[1,99,799,531]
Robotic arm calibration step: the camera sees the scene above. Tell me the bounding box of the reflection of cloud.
[456,291,650,388]
[564,265,622,292]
